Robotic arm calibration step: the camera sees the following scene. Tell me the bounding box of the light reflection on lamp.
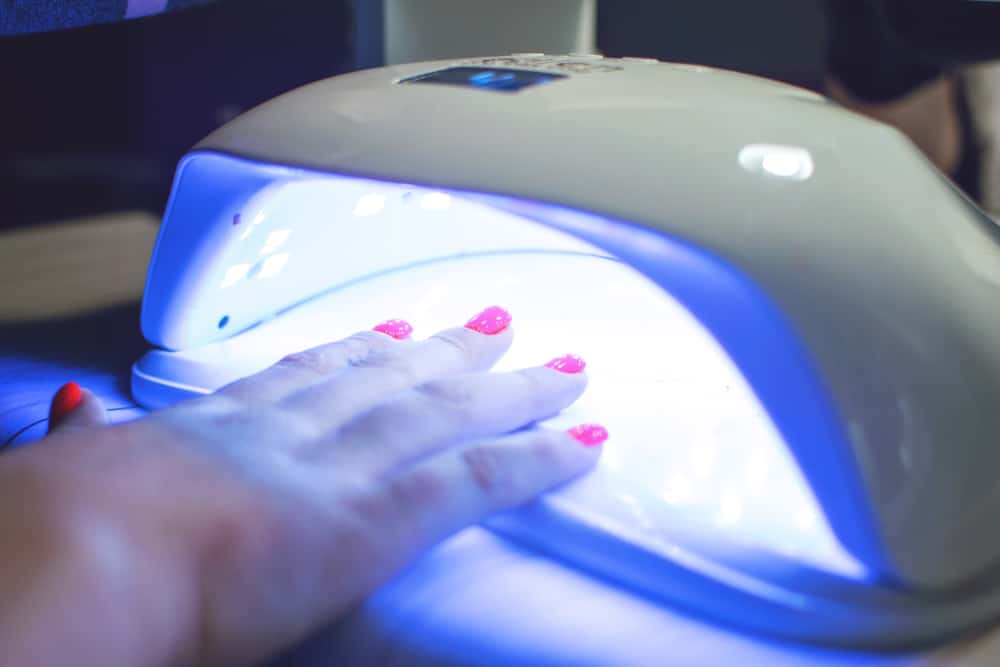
[762,152,804,178]
[717,491,744,526]
[662,474,693,506]
[796,505,820,531]
[353,193,387,217]
[689,435,719,478]
[260,229,292,256]
[745,453,769,489]
[255,252,290,279]
[738,144,814,181]
[220,263,251,288]
[420,191,452,210]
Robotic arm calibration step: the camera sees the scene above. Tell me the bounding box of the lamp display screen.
[400,66,566,92]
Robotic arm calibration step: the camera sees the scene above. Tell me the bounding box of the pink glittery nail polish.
[567,424,608,447]
[464,306,512,335]
[545,354,586,374]
[373,318,414,340]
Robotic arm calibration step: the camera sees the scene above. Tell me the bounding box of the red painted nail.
[567,424,608,447]
[464,306,512,335]
[545,354,586,374]
[373,318,413,340]
[49,381,82,429]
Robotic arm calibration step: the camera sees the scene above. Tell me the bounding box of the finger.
[219,324,409,404]
[327,362,588,476]
[47,383,106,434]
[357,426,607,564]
[280,307,515,429]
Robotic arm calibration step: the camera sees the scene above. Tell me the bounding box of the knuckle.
[345,335,421,384]
[512,369,550,409]
[343,331,393,360]
[415,378,475,414]
[350,356,421,391]
[337,483,397,560]
[461,445,513,501]
[176,395,250,433]
[530,431,575,471]
[276,347,332,375]
[277,331,392,376]
[516,367,581,410]
[386,469,447,513]
[201,492,289,576]
[515,368,547,395]
[330,518,384,579]
[341,477,398,524]
[429,331,473,359]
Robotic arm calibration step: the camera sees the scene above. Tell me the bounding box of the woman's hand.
[0,306,605,667]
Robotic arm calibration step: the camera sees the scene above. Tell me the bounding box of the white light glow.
[260,229,292,255]
[795,505,819,531]
[220,263,251,288]
[738,144,814,181]
[762,152,803,177]
[160,178,864,580]
[353,193,387,217]
[662,474,693,506]
[420,192,452,210]
[255,252,289,279]
[689,435,718,478]
[744,452,769,489]
[717,492,744,526]
[187,251,859,576]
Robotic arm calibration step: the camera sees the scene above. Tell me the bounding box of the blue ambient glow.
[138,151,899,644]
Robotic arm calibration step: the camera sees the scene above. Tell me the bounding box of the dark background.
[0,0,829,229]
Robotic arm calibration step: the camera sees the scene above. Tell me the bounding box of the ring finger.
[324,361,589,476]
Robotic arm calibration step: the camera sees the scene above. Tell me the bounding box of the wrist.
[0,447,201,667]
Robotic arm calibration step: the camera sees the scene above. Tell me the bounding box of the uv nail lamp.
[133,55,1000,649]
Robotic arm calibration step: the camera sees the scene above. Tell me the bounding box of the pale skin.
[0,312,602,666]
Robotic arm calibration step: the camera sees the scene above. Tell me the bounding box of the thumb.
[47,382,107,435]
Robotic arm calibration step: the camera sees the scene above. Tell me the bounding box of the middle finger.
[280,306,515,429]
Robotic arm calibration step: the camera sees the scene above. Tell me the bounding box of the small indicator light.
[738,144,814,181]
[470,70,517,88]
[420,192,451,210]
[353,193,387,217]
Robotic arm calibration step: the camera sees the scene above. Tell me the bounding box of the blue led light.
[400,67,566,93]
[469,70,517,88]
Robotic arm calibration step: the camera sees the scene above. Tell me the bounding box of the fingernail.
[464,306,511,335]
[49,381,82,429]
[545,354,586,374]
[373,318,413,340]
[567,424,608,447]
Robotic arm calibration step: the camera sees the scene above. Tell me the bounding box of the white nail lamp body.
[132,55,1000,648]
